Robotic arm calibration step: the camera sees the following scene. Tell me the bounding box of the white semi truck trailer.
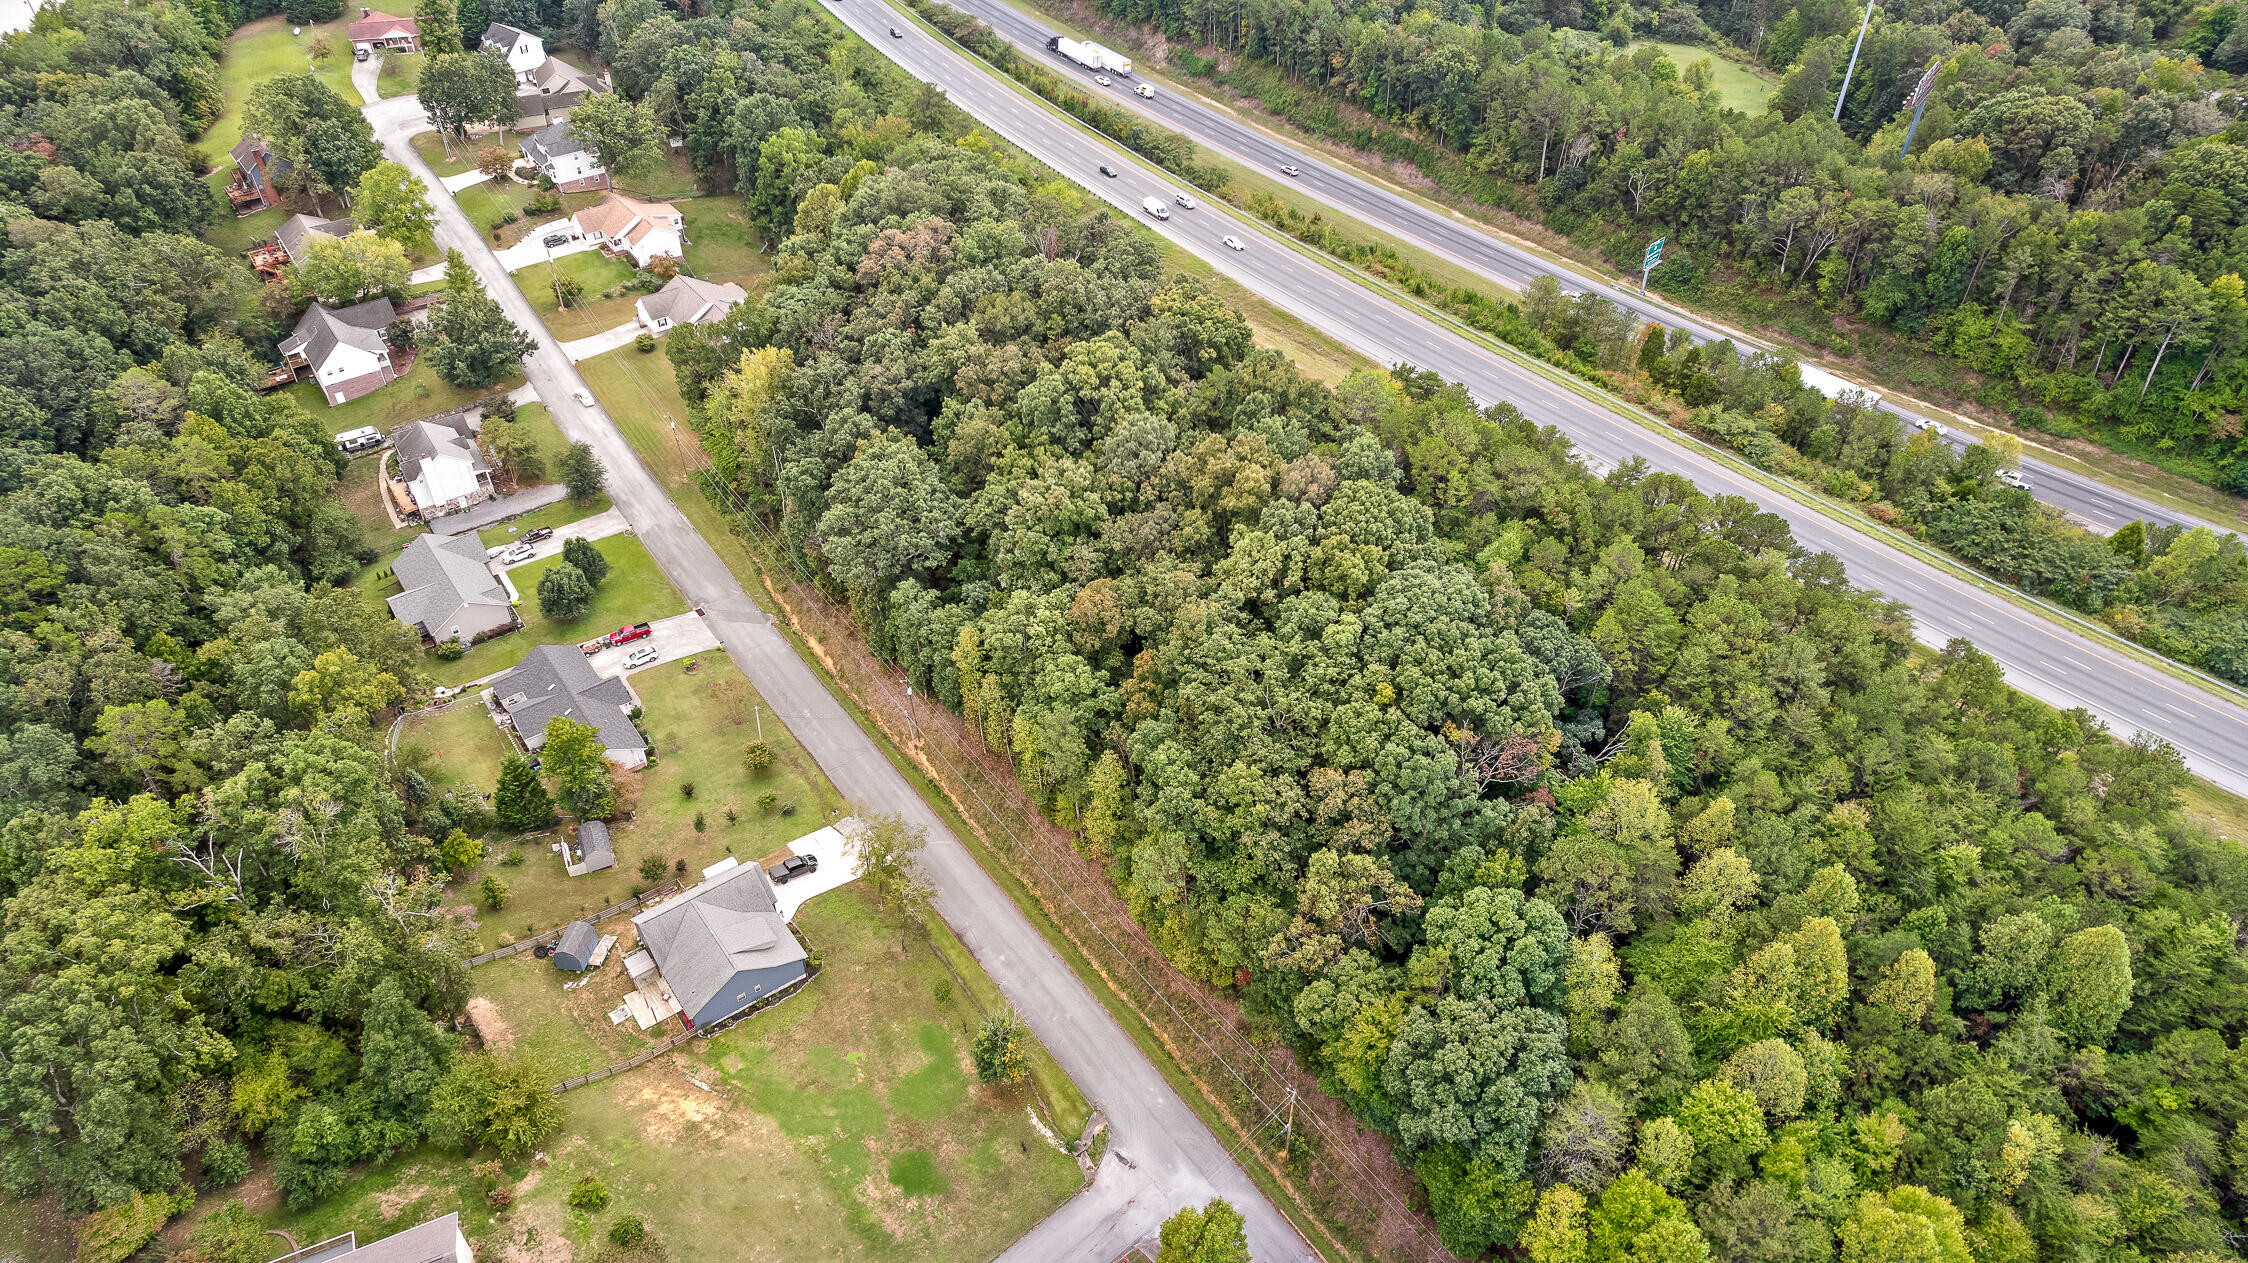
[1048,35,1131,75]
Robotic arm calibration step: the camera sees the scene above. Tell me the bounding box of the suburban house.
[489,644,647,769]
[518,120,607,193]
[482,22,606,125]
[269,1211,473,1263]
[635,275,746,332]
[386,532,515,646]
[566,818,615,876]
[275,213,354,264]
[226,134,290,212]
[278,296,399,405]
[391,413,495,516]
[573,193,683,269]
[346,7,420,54]
[625,858,808,1030]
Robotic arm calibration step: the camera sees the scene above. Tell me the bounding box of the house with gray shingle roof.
[481,23,605,126]
[275,213,355,263]
[279,296,399,405]
[386,532,515,646]
[270,1211,472,1263]
[518,119,606,191]
[628,860,807,1029]
[488,644,646,769]
[390,413,493,516]
[635,275,747,332]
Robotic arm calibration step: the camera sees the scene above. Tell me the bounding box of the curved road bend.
[356,94,1320,1263]
[922,0,2242,538]
[830,0,2248,799]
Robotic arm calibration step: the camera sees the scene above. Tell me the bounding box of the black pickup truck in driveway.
[768,854,818,884]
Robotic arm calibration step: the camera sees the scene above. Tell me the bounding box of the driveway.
[483,505,630,558]
[430,484,570,537]
[765,821,862,921]
[494,222,600,272]
[560,320,645,362]
[350,50,381,103]
[359,90,1316,1263]
[440,168,491,194]
[581,609,718,676]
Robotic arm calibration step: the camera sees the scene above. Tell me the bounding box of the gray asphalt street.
[926,0,2244,538]
[833,0,2248,799]
[358,97,1317,1263]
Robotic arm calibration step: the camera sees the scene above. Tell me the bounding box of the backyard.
[681,196,770,285]
[448,652,837,948]
[141,877,1083,1263]
[282,360,512,435]
[340,450,420,558]
[376,50,423,97]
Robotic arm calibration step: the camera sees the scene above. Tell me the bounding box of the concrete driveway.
[440,168,491,193]
[765,821,863,921]
[351,50,381,103]
[581,609,717,676]
[495,222,600,272]
[484,506,630,560]
[560,320,646,362]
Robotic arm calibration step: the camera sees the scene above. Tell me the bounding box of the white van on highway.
[1135,83,1154,97]
[1142,196,1170,220]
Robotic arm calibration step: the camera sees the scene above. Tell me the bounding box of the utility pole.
[1833,0,1878,123]
[1278,1086,1296,1162]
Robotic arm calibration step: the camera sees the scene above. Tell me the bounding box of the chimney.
[360,6,369,15]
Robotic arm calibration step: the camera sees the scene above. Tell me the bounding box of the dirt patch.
[466,996,515,1053]
[373,1181,433,1219]
[627,1071,728,1144]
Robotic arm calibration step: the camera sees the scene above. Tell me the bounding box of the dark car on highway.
[768,854,819,884]
[1099,164,1118,177]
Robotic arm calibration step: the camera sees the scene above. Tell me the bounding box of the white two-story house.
[518,120,608,193]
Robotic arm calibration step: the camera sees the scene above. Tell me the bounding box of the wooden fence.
[464,879,685,967]
[550,967,815,1094]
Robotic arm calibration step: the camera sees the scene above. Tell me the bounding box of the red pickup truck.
[579,623,653,655]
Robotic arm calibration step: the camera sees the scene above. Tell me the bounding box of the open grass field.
[523,249,646,338]
[449,652,839,947]
[1629,41,1777,110]
[424,533,688,688]
[204,16,364,172]
[282,360,513,434]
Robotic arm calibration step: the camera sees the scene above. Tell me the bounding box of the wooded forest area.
[1065,0,2248,500]
[634,2,2248,1251]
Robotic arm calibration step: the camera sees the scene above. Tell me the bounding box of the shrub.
[674,858,687,873]
[638,854,667,882]
[485,1184,514,1210]
[635,332,657,353]
[609,1215,647,1246]
[756,791,778,814]
[693,811,705,833]
[434,637,467,661]
[568,1174,610,1211]
[679,780,696,799]
[741,741,775,775]
[439,828,485,871]
[500,847,525,867]
[779,803,796,817]
[932,977,952,1005]
[723,806,738,824]
[972,1009,1029,1084]
[479,874,509,909]
[201,1136,251,1188]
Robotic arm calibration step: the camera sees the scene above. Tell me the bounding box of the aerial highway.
[833,0,2248,800]
[921,0,2244,539]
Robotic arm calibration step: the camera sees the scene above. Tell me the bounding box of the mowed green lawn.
[282,360,513,434]
[580,343,695,439]
[1630,41,1776,110]
[410,129,480,178]
[423,533,687,688]
[523,249,645,338]
[682,196,771,285]
[450,652,838,949]
[396,698,515,798]
[475,493,612,548]
[376,50,423,97]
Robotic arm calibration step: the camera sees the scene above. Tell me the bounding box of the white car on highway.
[573,389,595,407]
[1094,74,1111,86]
[1222,235,1244,250]
[1175,193,1196,209]
[1912,416,1949,437]
[1998,469,2030,490]
[622,644,660,669]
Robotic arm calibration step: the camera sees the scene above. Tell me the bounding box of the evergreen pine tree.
[494,753,551,829]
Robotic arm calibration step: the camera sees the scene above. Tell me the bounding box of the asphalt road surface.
[358,96,1319,1263]
[833,0,2248,800]
[925,0,2246,539]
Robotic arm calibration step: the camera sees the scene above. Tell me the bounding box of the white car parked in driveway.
[622,644,659,669]
[497,542,536,565]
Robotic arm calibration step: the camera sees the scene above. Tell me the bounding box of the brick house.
[346,8,420,54]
